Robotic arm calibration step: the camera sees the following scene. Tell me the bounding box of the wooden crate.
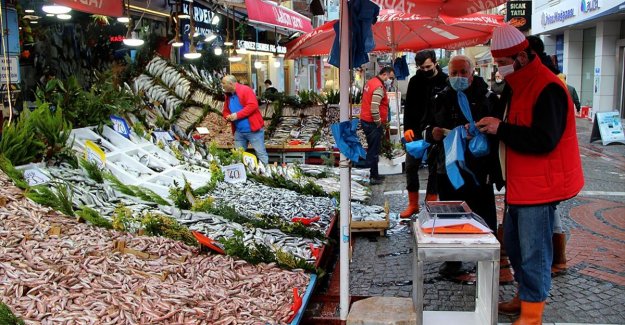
[350,201,390,236]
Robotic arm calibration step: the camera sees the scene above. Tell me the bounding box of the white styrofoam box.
[138,182,171,201]
[122,148,171,174]
[283,152,306,164]
[101,126,136,150]
[141,144,180,166]
[143,174,178,188]
[104,153,140,185]
[177,164,212,176]
[70,128,118,154]
[378,157,403,175]
[129,132,152,146]
[164,169,210,189]
[106,152,154,180]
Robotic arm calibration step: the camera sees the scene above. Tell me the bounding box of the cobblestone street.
[346,118,625,324]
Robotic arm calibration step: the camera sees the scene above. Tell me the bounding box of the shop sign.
[181,2,216,39]
[506,1,532,31]
[52,0,123,17]
[222,163,247,184]
[110,35,125,43]
[237,40,286,54]
[581,0,600,13]
[541,7,576,27]
[0,8,19,55]
[590,111,625,145]
[0,57,20,83]
[245,0,313,33]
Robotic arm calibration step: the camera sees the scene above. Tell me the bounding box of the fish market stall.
[0,172,313,324]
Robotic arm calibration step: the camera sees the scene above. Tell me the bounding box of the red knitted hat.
[490,24,528,58]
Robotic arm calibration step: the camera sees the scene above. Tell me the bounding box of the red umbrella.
[286,10,504,59]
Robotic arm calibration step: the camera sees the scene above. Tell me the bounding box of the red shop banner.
[245,0,312,33]
[51,0,124,17]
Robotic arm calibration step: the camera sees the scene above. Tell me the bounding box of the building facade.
[532,0,625,118]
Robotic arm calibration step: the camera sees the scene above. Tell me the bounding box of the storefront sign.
[181,1,216,39]
[0,8,19,55]
[541,8,576,27]
[53,0,123,17]
[110,35,125,43]
[506,1,531,31]
[0,57,20,83]
[581,0,600,13]
[245,0,313,33]
[236,40,286,54]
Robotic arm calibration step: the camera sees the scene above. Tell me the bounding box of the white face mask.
[498,64,515,78]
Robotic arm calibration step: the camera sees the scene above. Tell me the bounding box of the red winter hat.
[490,24,528,58]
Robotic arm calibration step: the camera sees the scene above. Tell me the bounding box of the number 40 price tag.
[222,163,247,184]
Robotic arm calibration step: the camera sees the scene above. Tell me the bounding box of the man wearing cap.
[476,25,584,324]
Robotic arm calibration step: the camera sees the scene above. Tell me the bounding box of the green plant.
[191,196,215,212]
[0,155,29,189]
[112,205,135,231]
[133,123,146,138]
[79,158,104,183]
[168,179,193,210]
[140,212,197,246]
[76,206,113,229]
[0,302,24,325]
[0,112,45,166]
[28,104,73,161]
[24,181,74,216]
[325,89,340,104]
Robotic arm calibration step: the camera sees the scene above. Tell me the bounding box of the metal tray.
[425,201,472,216]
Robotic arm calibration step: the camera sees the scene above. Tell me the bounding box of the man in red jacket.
[360,67,394,185]
[222,75,268,164]
[476,25,584,324]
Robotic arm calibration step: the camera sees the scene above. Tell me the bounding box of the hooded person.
[476,25,584,324]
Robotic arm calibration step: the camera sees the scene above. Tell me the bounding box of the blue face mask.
[449,77,469,92]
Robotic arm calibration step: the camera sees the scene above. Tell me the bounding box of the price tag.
[153,131,174,142]
[84,140,106,169]
[290,130,301,138]
[242,152,258,168]
[221,163,247,184]
[23,168,51,186]
[110,115,131,138]
[196,127,210,135]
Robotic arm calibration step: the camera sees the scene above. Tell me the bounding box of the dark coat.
[425,76,503,187]
[403,65,448,139]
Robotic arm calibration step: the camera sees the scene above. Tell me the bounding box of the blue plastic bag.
[457,91,489,157]
[331,119,367,162]
[404,139,430,160]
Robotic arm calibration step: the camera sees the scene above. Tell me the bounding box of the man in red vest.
[476,25,584,324]
[361,67,394,184]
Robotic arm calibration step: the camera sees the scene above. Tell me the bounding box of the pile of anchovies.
[0,172,310,324]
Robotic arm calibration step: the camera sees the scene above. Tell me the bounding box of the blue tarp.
[328,0,379,68]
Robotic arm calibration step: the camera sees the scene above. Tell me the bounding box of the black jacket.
[403,65,448,139]
[425,76,503,187]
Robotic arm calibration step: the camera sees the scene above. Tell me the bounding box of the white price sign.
[23,168,51,186]
[0,57,20,83]
[222,163,247,184]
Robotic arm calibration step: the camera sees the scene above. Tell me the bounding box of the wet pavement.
[346,117,625,324]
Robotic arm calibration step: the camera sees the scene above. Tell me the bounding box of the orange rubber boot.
[400,192,420,218]
[512,301,545,325]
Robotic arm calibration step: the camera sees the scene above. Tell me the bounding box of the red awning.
[244,0,313,34]
[51,0,124,17]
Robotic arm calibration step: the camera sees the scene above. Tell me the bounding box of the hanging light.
[42,5,71,14]
[205,33,217,42]
[117,17,130,23]
[46,13,55,17]
[171,0,183,47]
[25,9,35,13]
[211,15,220,25]
[228,49,242,62]
[57,14,72,20]
[214,46,222,55]
[274,59,281,68]
[123,31,144,46]
[184,51,202,59]
[254,60,262,69]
